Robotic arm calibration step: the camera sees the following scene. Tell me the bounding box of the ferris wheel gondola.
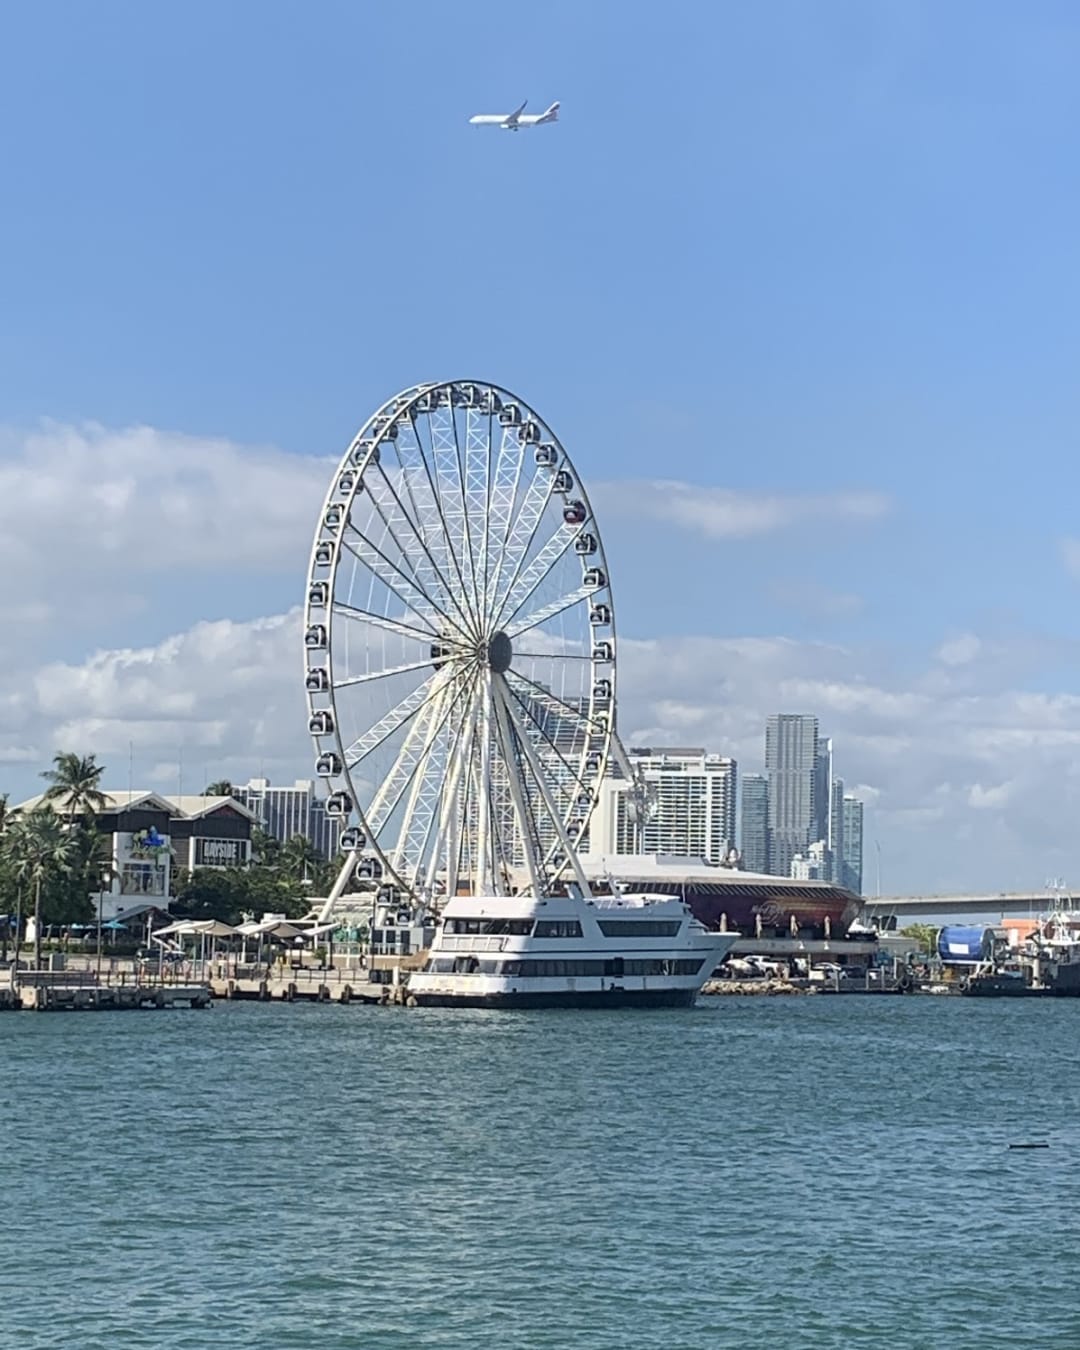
[303,380,616,906]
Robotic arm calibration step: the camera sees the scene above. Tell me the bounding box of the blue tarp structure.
[938,925,993,964]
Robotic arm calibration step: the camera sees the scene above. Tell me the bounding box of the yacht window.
[596,920,682,938]
[445,917,535,936]
[534,919,584,938]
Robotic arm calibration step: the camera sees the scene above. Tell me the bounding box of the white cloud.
[968,782,1015,810]
[0,422,332,618]
[937,633,982,666]
[12,612,310,800]
[596,478,889,540]
[1060,537,1080,580]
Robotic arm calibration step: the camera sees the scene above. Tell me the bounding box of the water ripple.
[1,998,1077,1347]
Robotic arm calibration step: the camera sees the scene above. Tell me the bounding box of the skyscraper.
[586,748,737,863]
[813,736,833,848]
[841,794,864,894]
[233,777,340,860]
[765,714,818,878]
[829,776,846,885]
[739,773,769,874]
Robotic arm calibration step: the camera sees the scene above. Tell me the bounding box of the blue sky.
[2,1,1080,891]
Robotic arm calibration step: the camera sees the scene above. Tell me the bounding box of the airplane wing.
[503,99,528,127]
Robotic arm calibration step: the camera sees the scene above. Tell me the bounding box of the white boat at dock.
[406,891,737,1009]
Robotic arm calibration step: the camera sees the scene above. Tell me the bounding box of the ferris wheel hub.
[486,630,513,674]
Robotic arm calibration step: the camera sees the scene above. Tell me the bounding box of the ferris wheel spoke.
[481,422,527,630]
[513,650,592,662]
[389,668,481,880]
[342,673,443,767]
[505,667,607,738]
[429,398,482,630]
[366,688,447,842]
[465,406,494,620]
[403,408,478,638]
[451,401,484,628]
[505,585,594,640]
[409,677,478,895]
[493,522,580,632]
[366,454,478,639]
[331,600,445,648]
[485,467,557,627]
[494,677,592,895]
[343,501,473,643]
[502,676,598,802]
[424,681,480,898]
[333,655,450,692]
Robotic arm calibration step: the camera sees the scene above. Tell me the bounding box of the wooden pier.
[208,966,396,1004]
[6,969,212,1012]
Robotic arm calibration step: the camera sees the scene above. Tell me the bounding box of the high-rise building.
[586,748,737,863]
[829,776,846,885]
[791,839,829,881]
[739,773,769,874]
[841,794,864,894]
[813,736,833,848]
[765,714,818,878]
[233,777,340,860]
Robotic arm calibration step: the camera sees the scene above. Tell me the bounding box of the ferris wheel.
[303,380,616,905]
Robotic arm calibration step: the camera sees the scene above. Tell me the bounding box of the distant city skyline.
[735,714,865,892]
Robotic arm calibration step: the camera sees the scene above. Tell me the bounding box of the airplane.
[469,100,559,131]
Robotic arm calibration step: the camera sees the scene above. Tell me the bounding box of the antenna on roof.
[177,741,184,802]
[128,741,134,806]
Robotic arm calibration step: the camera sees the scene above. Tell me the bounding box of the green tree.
[279,834,322,883]
[901,923,938,957]
[251,827,281,867]
[40,752,108,823]
[204,781,234,797]
[10,809,75,969]
[172,867,250,925]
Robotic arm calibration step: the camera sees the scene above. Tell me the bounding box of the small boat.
[406,891,737,1009]
[962,962,1039,998]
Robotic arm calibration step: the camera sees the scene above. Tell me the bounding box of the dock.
[208,966,394,1004]
[7,970,212,1011]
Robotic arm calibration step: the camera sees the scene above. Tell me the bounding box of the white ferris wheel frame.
[303,380,617,910]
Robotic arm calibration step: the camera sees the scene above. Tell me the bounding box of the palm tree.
[251,827,281,867]
[280,834,322,884]
[41,752,108,824]
[204,781,234,797]
[10,809,74,970]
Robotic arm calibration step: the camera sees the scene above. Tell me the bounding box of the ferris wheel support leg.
[475,669,495,896]
[495,676,593,900]
[491,685,544,899]
[317,855,358,925]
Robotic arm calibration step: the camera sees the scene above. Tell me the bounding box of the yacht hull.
[409,985,699,1009]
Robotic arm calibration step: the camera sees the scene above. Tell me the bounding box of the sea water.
[3,996,1080,1349]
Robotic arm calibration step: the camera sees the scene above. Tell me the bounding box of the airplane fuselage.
[468,101,559,130]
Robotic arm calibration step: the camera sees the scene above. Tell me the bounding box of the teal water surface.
[3,996,1079,1349]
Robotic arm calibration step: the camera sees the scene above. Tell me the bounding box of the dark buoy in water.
[1008,1143,1050,1150]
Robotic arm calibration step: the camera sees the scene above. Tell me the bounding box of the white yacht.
[406,892,737,1008]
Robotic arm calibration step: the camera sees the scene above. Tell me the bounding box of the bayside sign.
[194,838,246,867]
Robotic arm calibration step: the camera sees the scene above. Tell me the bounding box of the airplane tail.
[539,101,559,123]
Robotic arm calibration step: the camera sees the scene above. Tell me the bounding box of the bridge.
[861,892,1068,929]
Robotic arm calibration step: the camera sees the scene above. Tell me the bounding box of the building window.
[121,863,166,897]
